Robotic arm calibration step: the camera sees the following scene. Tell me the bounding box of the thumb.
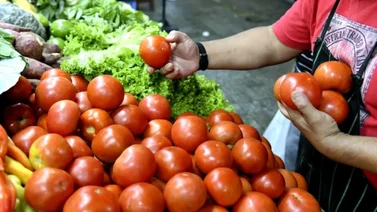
[291,91,317,120]
[166,31,188,44]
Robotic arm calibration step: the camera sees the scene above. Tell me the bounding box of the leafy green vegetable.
[0,28,15,44]
[0,30,20,59]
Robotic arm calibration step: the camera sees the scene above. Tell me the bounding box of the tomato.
[176,112,197,120]
[119,182,165,212]
[233,192,278,212]
[238,124,261,140]
[240,176,253,194]
[67,156,104,188]
[274,74,287,103]
[37,114,48,131]
[275,154,285,169]
[70,75,89,92]
[250,169,286,199]
[261,136,272,149]
[112,144,156,187]
[87,75,124,111]
[92,124,134,163]
[65,135,92,159]
[171,116,208,153]
[229,112,244,124]
[3,103,36,135]
[291,172,308,191]
[197,203,229,212]
[143,119,172,140]
[28,93,45,118]
[314,61,353,94]
[29,133,73,170]
[318,90,349,124]
[4,76,32,102]
[155,146,193,182]
[204,167,243,206]
[104,184,123,199]
[277,169,298,191]
[191,155,204,177]
[140,135,172,154]
[80,108,113,142]
[46,100,80,136]
[111,104,148,135]
[35,76,77,111]
[232,138,268,174]
[164,172,207,212]
[208,109,234,127]
[121,93,138,106]
[75,91,92,113]
[151,177,166,192]
[280,72,322,110]
[139,35,171,69]
[25,167,75,212]
[40,68,71,81]
[194,140,233,174]
[262,142,275,170]
[11,126,47,156]
[63,186,121,212]
[103,172,112,185]
[278,188,321,212]
[208,121,242,145]
[139,94,172,120]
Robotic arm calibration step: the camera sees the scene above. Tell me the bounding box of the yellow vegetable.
[11,0,37,15]
[4,156,33,185]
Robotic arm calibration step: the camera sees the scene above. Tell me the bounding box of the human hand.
[278,91,342,146]
[147,31,200,79]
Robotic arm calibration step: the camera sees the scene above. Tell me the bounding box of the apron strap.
[357,41,377,80]
[319,0,341,40]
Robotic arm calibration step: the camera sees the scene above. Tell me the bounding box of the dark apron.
[295,0,377,211]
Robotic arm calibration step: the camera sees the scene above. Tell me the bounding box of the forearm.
[318,133,377,174]
[202,26,302,70]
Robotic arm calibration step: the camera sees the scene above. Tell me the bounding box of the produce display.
[0,68,322,211]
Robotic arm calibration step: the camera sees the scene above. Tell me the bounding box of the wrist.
[195,42,208,71]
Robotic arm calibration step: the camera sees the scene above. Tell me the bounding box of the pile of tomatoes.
[0,68,322,212]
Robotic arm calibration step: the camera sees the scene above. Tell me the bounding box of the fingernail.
[292,91,302,101]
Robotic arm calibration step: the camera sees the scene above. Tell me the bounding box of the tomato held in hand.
[208,109,234,127]
[250,169,286,199]
[70,75,89,92]
[4,76,32,102]
[143,119,173,140]
[47,100,81,136]
[208,121,243,145]
[279,72,322,110]
[318,90,349,124]
[204,167,243,207]
[233,192,278,212]
[119,182,165,212]
[111,104,148,135]
[3,103,36,135]
[139,35,171,69]
[232,138,268,174]
[314,61,353,94]
[65,135,93,159]
[139,94,172,120]
[12,126,47,156]
[67,156,104,188]
[164,172,207,212]
[274,74,287,103]
[278,188,321,212]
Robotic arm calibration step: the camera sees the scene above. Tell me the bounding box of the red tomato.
[75,91,92,113]
[194,140,233,174]
[4,76,32,102]
[139,94,172,120]
[274,74,287,103]
[28,93,44,118]
[229,112,244,124]
[291,172,308,191]
[3,103,36,135]
[208,109,234,127]
[318,90,349,124]
[238,124,261,140]
[278,188,321,212]
[280,72,322,110]
[104,184,123,199]
[150,177,166,192]
[29,133,73,170]
[250,169,286,199]
[87,75,124,111]
[65,135,93,159]
[63,186,121,212]
[262,142,275,170]
[47,100,81,136]
[171,116,208,153]
[191,155,204,177]
[277,169,298,191]
[143,119,173,140]
[198,203,229,212]
[11,126,47,156]
[40,68,71,81]
[140,135,172,154]
[103,172,112,185]
[119,182,165,212]
[164,172,207,212]
[121,93,138,106]
[261,136,272,149]
[67,156,104,188]
[112,144,156,188]
[314,61,353,94]
[155,146,193,182]
[176,112,197,120]
[275,154,285,169]
[70,75,89,92]
[80,108,113,142]
[37,114,48,131]
[233,192,278,212]
[204,167,243,206]
[231,138,268,174]
[139,35,171,69]
[25,167,75,212]
[91,124,134,163]
[208,121,243,145]
[111,104,148,135]
[35,76,77,111]
[240,176,253,194]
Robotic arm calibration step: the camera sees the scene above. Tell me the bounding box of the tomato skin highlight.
[139,35,171,69]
